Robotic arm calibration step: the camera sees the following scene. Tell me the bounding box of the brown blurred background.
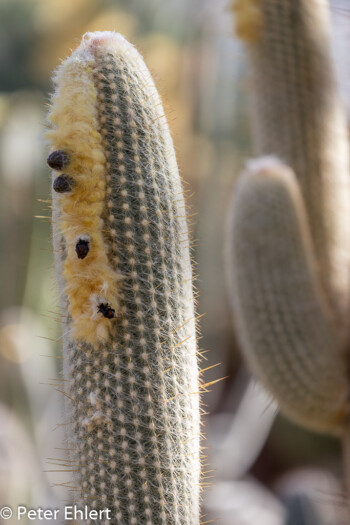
[0,0,348,523]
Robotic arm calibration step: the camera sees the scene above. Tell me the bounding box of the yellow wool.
[231,0,263,43]
[47,45,120,345]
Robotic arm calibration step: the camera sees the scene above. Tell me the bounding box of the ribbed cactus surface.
[228,0,350,436]
[47,32,200,524]
[235,0,350,329]
[229,157,347,434]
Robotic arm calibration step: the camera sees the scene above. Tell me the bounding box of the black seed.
[98,303,116,319]
[75,239,90,259]
[53,174,74,193]
[47,150,70,170]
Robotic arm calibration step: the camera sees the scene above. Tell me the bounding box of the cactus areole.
[47,32,200,524]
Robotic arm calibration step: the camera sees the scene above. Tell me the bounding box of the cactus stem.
[48,31,200,523]
[229,156,348,434]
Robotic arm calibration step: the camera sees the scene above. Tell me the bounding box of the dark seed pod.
[75,239,90,259]
[98,303,115,319]
[47,150,70,170]
[53,174,74,193]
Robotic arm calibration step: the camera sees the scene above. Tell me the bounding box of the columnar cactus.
[229,157,347,434]
[228,0,350,436]
[232,0,350,331]
[46,32,200,524]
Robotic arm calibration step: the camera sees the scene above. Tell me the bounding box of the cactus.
[46,32,200,524]
[228,157,347,434]
[228,0,350,436]
[232,0,350,331]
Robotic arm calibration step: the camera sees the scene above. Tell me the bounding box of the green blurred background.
[0,0,346,523]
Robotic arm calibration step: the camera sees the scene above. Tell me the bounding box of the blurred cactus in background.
[228,0,350,509]
[229,157,348,434]
[47,32,200,524]
[232,0,350,328]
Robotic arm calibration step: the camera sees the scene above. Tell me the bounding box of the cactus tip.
[231,0,263,43]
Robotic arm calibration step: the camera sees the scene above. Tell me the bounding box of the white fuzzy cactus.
[46,32,200,524]
[228,0,350,438]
